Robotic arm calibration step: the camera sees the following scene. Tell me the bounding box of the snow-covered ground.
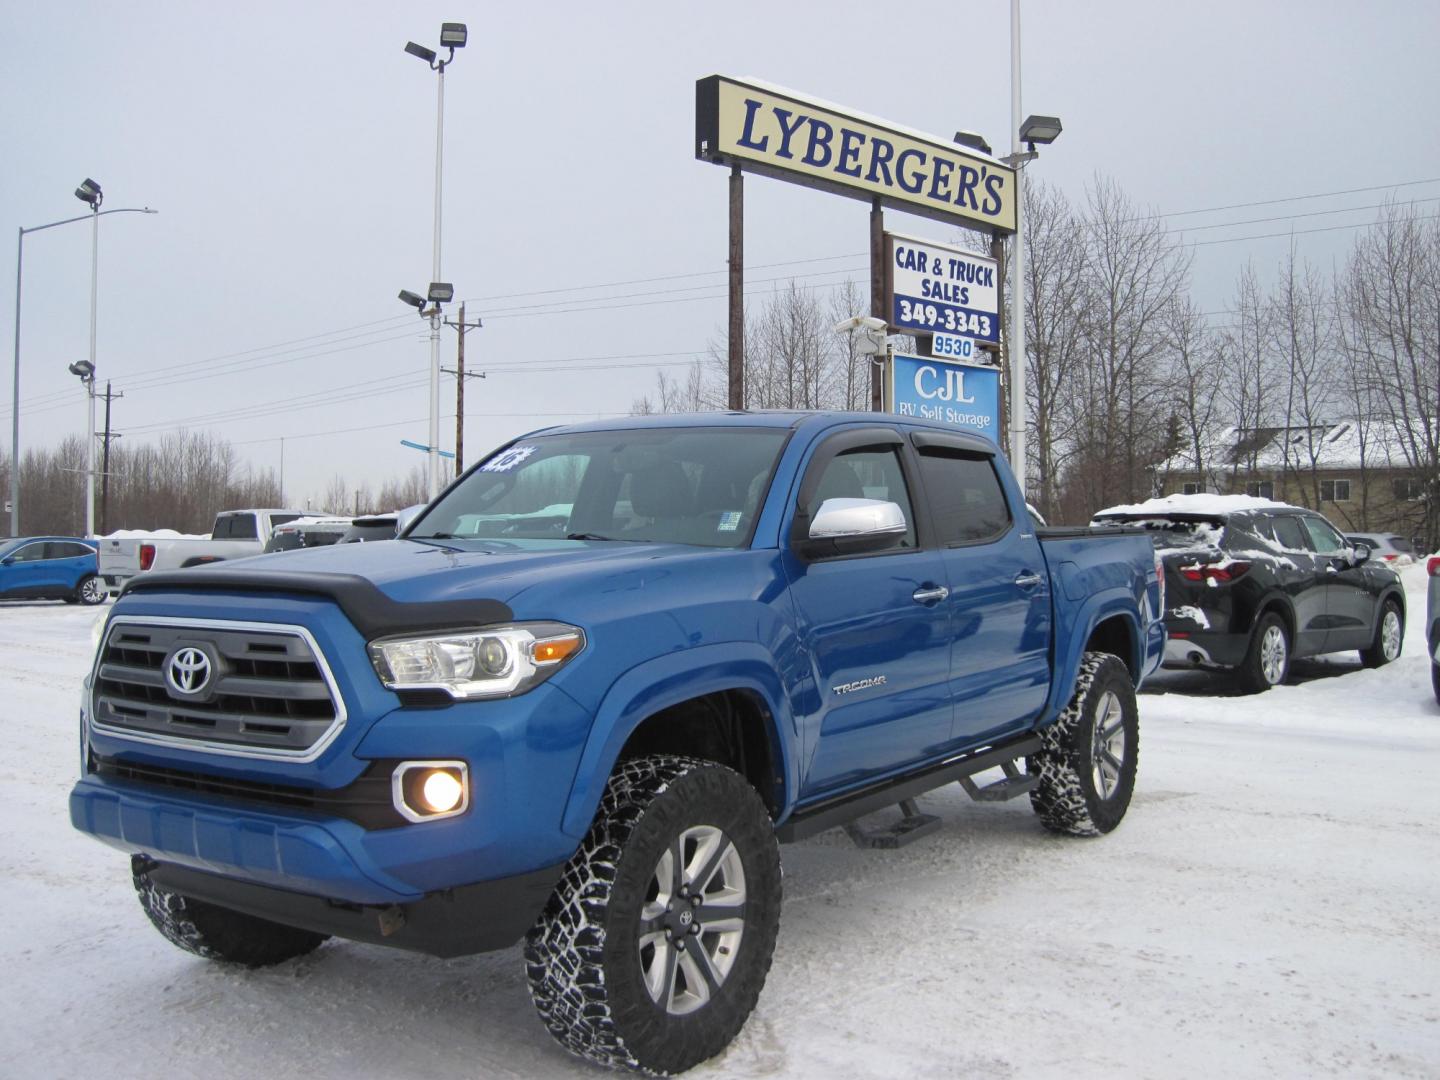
[3,571,1438,1079]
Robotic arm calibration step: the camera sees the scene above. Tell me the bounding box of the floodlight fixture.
[404,40,437,64]
[68,359,95,380]
[427,282,454,304]
[1019,115,1063,147]
[399,289,426,309]
[439,23,467,48]
[953,130,992,156]
[74,178,103,209]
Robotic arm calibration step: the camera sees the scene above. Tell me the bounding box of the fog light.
[392,761,469,823]
[422,769,463,812]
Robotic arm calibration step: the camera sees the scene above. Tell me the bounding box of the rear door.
[909,431,1051,745]
[783,427,954,797]
[45,541,96,592]
[1265,513,1329,656]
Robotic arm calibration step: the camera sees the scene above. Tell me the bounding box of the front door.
[1302,515,1375,651]
[783,430,954,798]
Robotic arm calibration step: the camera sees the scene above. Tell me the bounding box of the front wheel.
[1360,599,1403,668]
[132,857,328,967]
[1239,612,1290,693]
[76,574,107,606]
[525,756,781,1075]
[1028,651,1139,836]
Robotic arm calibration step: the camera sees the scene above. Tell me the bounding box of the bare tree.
[1271,245,1337,513]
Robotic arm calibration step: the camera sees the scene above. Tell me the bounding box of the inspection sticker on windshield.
[717,511,743,532]
[481,445,537,472]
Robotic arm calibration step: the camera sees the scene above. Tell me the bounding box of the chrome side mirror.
[804,498,908,557]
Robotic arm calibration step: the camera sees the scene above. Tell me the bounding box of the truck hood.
[209,537,714,609]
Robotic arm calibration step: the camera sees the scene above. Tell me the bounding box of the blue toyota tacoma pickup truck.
[71,411,1163,1074]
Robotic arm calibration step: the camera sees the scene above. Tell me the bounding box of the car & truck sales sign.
[695,76,1016,234]
[887,233,999,343]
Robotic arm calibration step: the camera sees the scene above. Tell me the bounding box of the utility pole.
[443,302,483,476]
[98,380,123,535]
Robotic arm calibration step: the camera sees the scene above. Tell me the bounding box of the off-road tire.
[1028,651,1139,836]
[1238,612,1290,693]
[525,756,781,1075]
[1359,598,1403,668]
[132,856,328,967]
[76,574,107,605]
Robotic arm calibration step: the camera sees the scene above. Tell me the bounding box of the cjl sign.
[886,233,999,343]
[887,354,1000,438]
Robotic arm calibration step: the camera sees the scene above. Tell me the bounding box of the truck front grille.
[91,618,346,760]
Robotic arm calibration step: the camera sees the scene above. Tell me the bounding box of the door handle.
[912,585,949,604]
[1014,571,1043,589]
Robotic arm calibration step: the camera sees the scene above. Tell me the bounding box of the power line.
[1147,177,1440,220]
[1166,196,1440,234]
[1184,211,1440,248]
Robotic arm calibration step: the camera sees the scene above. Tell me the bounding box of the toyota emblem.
[166,647,212,695]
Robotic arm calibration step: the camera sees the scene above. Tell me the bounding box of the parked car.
[1093,494,1406,693]
[72,412,1164,1075]
[1344,532,1415,566]
[263,517,351,553]
[98,508,308,595]
[338,505,426,543]
[1428,554,1440,704]
[0,536,104,605]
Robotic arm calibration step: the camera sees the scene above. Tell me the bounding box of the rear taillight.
[1179,560,1251,583]
[1428,555,1440,577]
[139,543,156,571]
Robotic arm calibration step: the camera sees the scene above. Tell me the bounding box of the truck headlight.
[367,622,585,699]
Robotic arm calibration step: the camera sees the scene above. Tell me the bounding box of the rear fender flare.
[559,643,797,838]
[1046,595,1140,721]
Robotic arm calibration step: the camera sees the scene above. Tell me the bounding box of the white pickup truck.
[97,508,308,596]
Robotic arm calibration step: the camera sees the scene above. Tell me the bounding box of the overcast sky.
[3,0,1438,511]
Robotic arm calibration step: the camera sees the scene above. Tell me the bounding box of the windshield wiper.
[566,532,622,542]
[412,532,460,539]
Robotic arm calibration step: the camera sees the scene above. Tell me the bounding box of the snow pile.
[99,528,207,540]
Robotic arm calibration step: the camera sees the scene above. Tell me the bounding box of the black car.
[1093,499,1406,692]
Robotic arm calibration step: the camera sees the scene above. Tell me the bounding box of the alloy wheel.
[1090,690,1127,800]
[638,824,747,1016]
[1260,624,1287,685]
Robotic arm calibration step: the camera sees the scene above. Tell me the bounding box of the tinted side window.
[8,542,50,563]
[1302,516,1346,555]
[269,514,303,528]
[1269,515,1311,552]
[916,448,1012,545]
[213,515,258,540]
[807,446,917,550]
[46,542,91,559]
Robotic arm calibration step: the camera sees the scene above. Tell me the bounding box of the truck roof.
[520,409,1004,447]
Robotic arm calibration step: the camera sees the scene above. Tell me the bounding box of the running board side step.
[776,733,1043,844]
[958,760,1039,802]
[843,799,942,849]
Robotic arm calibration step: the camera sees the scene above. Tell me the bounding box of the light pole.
[67,359,96,535]
[1005,0,1061,498]
[404,22,467,499]
[9,193,155,537]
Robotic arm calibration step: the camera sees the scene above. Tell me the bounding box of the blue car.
[0,536,105,605]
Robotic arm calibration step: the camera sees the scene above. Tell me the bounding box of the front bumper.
[140,857,562,958]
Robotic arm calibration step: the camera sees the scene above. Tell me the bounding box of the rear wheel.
[1432,661,1440,707]
[1238,612,1289,693]
[1360,599,1403,668]
[525,756,781,1075]
[1028,651,1139,836]
[132,857,328,967]
[76,574,107,605]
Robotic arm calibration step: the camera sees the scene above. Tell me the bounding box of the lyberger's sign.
[696,76,1015,233]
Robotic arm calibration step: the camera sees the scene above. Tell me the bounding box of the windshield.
[409,427,789,548]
